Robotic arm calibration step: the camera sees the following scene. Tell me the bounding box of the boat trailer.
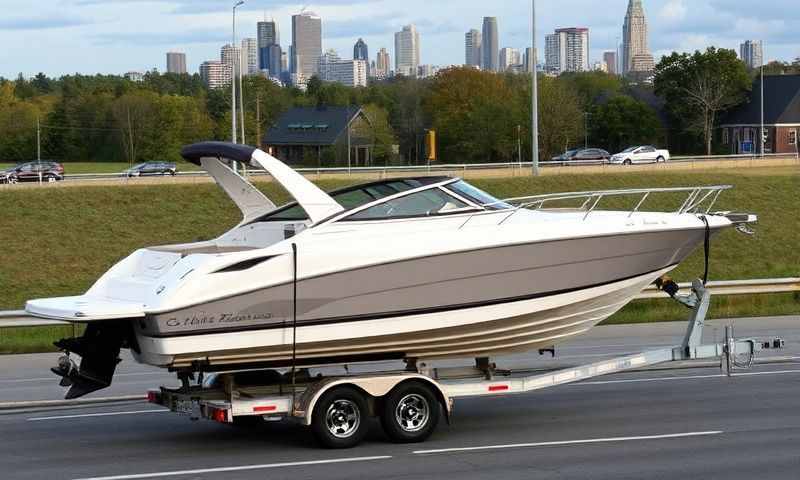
[150,278,784,448]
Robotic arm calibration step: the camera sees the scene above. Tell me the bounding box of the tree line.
[0,47,778,165]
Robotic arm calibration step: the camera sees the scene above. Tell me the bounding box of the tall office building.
[166,52,187,74]
[319,49,368,87]
[291,10,322,86]
[603,51,617,75]
[376,47,391,78]
[257,20,280,72]
[221,44,242,77]
[481,17,499,72]
[499,48,521,71]
[465,29,482,67]
[740,40,763,69]
[354,38,369,61]
[241,38,258,75]
[622,0,655,76]
[265,44,283,77]
[394,25,420,77]
[524,47,536,73]
[200,61,232,89]
[545,27,589,75]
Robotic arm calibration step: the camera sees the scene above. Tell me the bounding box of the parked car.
[122,162,177,177]
[549,148,611,166]
[0,161,64,184]
[609,146,670,165]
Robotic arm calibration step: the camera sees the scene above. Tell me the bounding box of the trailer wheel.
[380,381,440,443]
[311,386,368,449]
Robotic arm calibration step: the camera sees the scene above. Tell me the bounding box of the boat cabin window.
[342,188,473,221]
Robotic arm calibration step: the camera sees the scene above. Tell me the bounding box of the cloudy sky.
[0,0,798,78]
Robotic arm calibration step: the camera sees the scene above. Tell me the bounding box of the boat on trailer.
[11,142,755,400]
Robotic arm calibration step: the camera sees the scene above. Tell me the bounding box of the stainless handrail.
[491,185,733,222]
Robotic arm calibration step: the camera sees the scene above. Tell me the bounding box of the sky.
[0,0,798,78]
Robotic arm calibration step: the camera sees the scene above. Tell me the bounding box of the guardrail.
[3,152,797,186]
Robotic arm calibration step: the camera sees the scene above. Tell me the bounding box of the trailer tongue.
[149,279,784,448]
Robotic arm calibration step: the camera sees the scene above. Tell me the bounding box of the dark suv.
[123,162,178,177]
[1,161,64,184]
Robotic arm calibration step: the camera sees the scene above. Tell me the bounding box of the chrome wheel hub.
[325,399,360,438]
[395,394,429,433]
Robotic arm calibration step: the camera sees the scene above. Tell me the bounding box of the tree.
[590,96,663,154]
[359,103,397,163]
[655,47,751,155]
[536,75,583,159]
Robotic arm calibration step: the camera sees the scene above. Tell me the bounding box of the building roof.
[721,75,800,126]
[263,106,363,146]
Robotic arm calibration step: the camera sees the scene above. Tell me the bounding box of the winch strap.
[700,216,711,285]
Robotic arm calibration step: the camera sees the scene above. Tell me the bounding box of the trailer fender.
[300,374,450,426]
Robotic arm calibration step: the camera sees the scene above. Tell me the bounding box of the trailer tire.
[311,386,368,449]
[380,381,440,443]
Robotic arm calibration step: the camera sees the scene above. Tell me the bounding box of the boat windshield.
[250,178,448,222]
[445,180,513,210]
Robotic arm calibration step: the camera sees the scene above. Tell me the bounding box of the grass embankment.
[1,168,797,353]
[0,162,201,175]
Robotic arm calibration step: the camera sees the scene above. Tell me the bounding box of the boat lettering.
[164,312,272,329]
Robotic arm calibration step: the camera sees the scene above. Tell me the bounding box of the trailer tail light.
[253,405,277,413]
[488,385,509,392]
[147,390,161,404]
[210,407,228,423]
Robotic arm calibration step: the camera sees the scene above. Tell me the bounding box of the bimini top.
[180,141,344,224]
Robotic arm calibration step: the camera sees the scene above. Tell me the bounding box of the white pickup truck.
[609,146,670,165]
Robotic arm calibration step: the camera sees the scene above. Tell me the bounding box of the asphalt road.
[1,315,799,480]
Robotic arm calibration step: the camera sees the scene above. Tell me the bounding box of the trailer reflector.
[146,390,160,404]
[211,407,228,423]
[253,405,277,413]
[488,385,509,392]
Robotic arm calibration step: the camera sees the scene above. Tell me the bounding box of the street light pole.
[531,0,540,176]
[760,54,765,158]
[584,112,589,149]
[231,0,244,173]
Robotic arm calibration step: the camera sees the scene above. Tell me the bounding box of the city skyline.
[1,0,798,78]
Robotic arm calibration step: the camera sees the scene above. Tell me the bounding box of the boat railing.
[489,185,733,223]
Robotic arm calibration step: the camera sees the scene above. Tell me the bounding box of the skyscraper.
[622,0,655,77]
[376,47,391,78]
[257,20,280,72]
[221,44,242,77]
[166,52,187,74]
[524,47,536,73]
[481,17,499,72]
[545,28,589,75]
[740,40,763,69]
[603,51,617,75]
[241,38,258,75]
[465,29,482,67]
[499,48,521,71]
[200,61,232,89]
[354,38,369,61]
[394,25,420,77]
[291,10,322,86]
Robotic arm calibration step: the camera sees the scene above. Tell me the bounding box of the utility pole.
[584,112,589,149]
[239,52,246,145]
[517,125,522,166]
[531,0,540,176]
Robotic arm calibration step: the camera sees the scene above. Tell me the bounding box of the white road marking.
[576,369,800,386]
[413,431,723,455]
[28,410,169,422]
[72,456,393,480]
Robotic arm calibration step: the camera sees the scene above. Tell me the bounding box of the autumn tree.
[655,47,750,155]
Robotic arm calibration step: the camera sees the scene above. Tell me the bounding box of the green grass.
[1,168,798,354]
[0,161,202,174]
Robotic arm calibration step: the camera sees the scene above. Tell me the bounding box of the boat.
[15,142,754,399]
